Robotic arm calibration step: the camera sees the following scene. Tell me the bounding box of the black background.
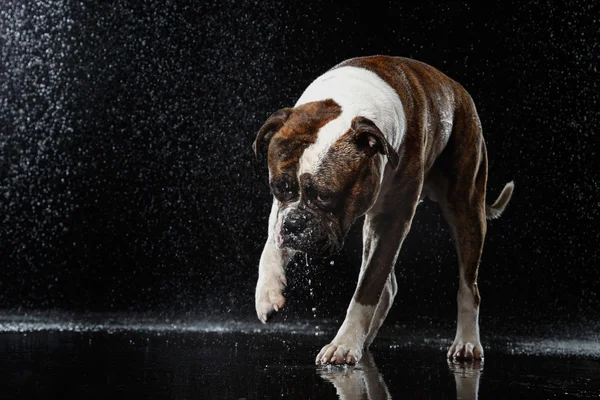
[1,0,598,326]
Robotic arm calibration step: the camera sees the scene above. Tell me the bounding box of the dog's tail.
[486,181,514,220]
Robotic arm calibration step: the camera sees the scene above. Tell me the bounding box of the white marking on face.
[294,66,406,177]
[270,199,300,249]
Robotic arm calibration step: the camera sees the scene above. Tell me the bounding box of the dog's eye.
[316,193,331,203]
[313,192,336,210]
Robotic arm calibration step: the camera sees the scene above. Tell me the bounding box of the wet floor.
[1,314,599,399]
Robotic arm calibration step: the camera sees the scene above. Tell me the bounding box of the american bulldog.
[252,55,514,365]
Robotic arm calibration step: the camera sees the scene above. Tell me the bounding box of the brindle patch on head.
[267,99,341,201]
[307,129,381,233]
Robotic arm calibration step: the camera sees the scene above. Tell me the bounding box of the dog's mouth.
[276,216,343,257]
[281,236,339,257]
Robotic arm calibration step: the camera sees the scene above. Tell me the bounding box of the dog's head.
[253,99,398,257]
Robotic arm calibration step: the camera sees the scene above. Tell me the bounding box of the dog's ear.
[252,108,293,160]
[351,116,399,169]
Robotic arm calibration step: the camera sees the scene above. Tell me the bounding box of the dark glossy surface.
[1,314,599,399]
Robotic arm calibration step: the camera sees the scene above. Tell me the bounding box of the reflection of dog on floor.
[318,351,483,400]
[254,56,514,365]
[448,359,484,400]
[318,352,391,399]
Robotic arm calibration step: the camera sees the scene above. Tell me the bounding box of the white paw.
[316,340,363,365]
[447,337,484,360]
[255,275,286,323]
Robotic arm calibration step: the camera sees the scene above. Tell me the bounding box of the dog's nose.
[282,212,307,235]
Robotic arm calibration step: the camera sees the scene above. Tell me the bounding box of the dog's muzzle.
[280,208,341,256]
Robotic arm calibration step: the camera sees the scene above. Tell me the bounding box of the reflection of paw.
[447,337,484,360]
[318,351,392,399]
[318,366,365,396]
[316,341,363,365]
[255,275,286,323]
[447,359,483,400]
[447,358,484,375]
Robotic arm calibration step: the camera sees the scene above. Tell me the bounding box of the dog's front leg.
[255,200,295,323]
[316,185,421,365]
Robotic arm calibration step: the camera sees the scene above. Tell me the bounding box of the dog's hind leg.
[433,98,489,360]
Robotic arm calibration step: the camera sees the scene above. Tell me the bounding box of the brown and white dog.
[252,56,513,365]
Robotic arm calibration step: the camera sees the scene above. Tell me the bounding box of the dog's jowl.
[253,56,514,365]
